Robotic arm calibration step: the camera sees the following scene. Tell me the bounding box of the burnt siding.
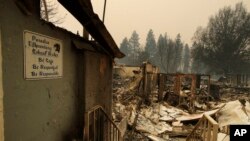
[84,52,113,114]
[98,54,113,115]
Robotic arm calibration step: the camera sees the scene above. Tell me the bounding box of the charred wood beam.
[58,0,125,58]
[15,0,40,17]
[158,74,165,102]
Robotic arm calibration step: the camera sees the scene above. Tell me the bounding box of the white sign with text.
[24,30,63,79]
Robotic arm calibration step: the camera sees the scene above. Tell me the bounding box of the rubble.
[135,114,172,135]
[217,100,250,127]
[176,108,222,121]
[217,133,229,141]
[146,134,168,141]
[112,64,250,141]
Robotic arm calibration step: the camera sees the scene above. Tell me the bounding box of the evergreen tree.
[191,42,208,73]
[156,34,167,72]
[129,31,141,65]
[156,34,173,73]
[173,34,183,72]
[192,2,250,74]
[137,49,150,65]
[119,37,131,64]
[145,29,157,59]
[183,44,190,73]
[120,38,130,55]
[167,38,176,73]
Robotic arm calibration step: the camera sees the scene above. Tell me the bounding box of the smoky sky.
[56,0,250,46]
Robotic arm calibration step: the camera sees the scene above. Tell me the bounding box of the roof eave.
[58,0,125,58]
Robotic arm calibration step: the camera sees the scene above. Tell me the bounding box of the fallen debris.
[147,134,168,141]
[217,100,250,127]
[113,64,250,141]
[217,133,229,141]
[176,108,221,121]
[136,114,172,135]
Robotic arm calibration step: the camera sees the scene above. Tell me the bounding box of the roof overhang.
[58,0,125,58]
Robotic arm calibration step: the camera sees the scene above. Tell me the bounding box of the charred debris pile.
[112,62,250,141]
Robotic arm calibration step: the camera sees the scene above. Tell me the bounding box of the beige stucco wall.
[0,1,114,140]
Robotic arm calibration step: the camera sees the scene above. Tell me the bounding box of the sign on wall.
[24,30,63,80]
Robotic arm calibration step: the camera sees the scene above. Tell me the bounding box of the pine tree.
[168,38,176,73]
[173,34,183,72]
[191,42,207,73]
[145,29,157,59]
[118,37,131,64]
[120,37,130,55]
[129,31,140,65]
[155,34,171,73]
[183,44,190,73]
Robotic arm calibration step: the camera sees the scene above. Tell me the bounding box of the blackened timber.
[158,74,165,102]
[15,0,40,16]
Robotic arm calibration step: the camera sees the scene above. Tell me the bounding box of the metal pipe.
[102,0,107,23]
[42,0,49,21]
